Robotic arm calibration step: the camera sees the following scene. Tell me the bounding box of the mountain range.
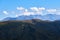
[2,14,60,21]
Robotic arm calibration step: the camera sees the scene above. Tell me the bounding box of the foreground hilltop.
[0,19,60,40]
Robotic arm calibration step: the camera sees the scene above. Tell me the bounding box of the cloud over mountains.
[1,7,60,17]
[3,11,8,15]
[16,7,60,17]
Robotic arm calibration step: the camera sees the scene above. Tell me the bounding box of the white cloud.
[39,7,45,11]
[25,9,28,12]
[30,7,45,11]
[15,11,35,17]
[3,7,60,17]
[46,9,60,15]
[30,7,39,12]
[19,12,34,16]
[16,15,18,17]
[16,7,45,15]
[46,9,57,13]
[3,11,8,15]
[23,12,31,16]
[16,7,25,10]
[30,7,46,15]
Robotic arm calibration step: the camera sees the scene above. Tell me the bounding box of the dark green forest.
[0,19,60,40]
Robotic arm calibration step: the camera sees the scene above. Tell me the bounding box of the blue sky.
[0,0,60,20]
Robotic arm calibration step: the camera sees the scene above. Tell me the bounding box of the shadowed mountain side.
[0,19,60,40]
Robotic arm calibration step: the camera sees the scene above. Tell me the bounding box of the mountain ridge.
[2,14,60,21]
[0,19,60,40]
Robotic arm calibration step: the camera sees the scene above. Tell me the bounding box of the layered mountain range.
[2,14,60,21]
[0,14,60,40]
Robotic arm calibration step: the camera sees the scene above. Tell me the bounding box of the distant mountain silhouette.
[2,14,60,21]
[0,19,60,40]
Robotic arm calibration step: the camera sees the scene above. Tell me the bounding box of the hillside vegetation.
[0,19,60,40]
